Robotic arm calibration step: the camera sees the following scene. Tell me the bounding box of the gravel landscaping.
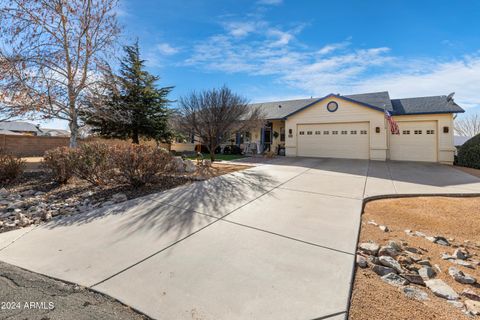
[0,161,249,234]
[349,196,480,319]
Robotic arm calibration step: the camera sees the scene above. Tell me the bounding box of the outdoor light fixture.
[375,127,380,133]
[443,126,449,133]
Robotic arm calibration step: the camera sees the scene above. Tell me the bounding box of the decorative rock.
[453,248,468,260]
[101,201,115,207]
[447,300,465,309]
[401,272,425,286]
[403,286,429,301]
[417,260,432,266]
[367,255,381,265]
[356,255,368,268]
[388,240,402,251]
[441,253,454,260]
[461,289,480,302]
[203,159,212,167]
[404,229,413,236]
[372,265,397,276]
[465,300,480,315]
[404,252,422,262]
[425,236,437,242]
[19,216,30,227]
[379,256,403,273]
[414,231,426,237]
[184,159,196,173]
[378,245,399,257]
[358,242,380,255]
[381,273,409,287]
[0,188,9,196]
[418,266,436,280]
[452,259,474,269]
[379,225,389,232]
[15,211,24,220]
[397,256,413,265]
[172,157,185,172]
[42,212,52,221]
[367,220,378,226]
[404,247,420,254]
[448,267,477,284]
[111,193,128,203]
[434,236,450,246]
[425,279,459,300]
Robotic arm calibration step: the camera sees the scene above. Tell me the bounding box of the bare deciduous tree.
[455,113,480,137]
[178,86,264,161]
[0,0,120,147]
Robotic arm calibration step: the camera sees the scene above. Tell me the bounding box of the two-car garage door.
[297,122,370,159]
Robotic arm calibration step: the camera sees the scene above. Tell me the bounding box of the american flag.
[385,110,400,134]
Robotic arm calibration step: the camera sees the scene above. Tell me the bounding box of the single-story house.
[239,91,463,164]
[0,121,42,136]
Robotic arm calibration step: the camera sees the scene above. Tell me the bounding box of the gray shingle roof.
[0,121,40,133]
[391,96,464,115]
[251,91,464,119]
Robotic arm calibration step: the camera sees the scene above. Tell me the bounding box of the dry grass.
[349,196,480,320]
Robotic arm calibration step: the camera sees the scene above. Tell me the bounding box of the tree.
[0,0,120,147]
[455,113,480,137]
[83,42,174,144]
[178,86,264,161]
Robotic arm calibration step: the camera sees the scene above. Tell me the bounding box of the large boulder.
[448,267,477,284]
[425,279,459,300]
[358,242,380,255]
[184,159,196,173]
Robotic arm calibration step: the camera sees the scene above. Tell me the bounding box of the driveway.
[1,158,480,320]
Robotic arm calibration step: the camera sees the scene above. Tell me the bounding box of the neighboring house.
[0,121,42,136]
[39,128,71,137]
[239,91,463,164]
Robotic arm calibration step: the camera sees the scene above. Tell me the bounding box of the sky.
[44,0,480,129]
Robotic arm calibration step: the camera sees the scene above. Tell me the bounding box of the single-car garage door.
[389,121,437,162]
[297,122,370,159]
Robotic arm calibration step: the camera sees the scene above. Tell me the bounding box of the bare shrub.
[43,147,76,184]
[0,152,25,185]
[72,142,114,185]
[110,144,172,187]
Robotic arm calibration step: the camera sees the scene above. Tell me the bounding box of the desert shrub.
[43,147,76,184]
[110,144,172,187]
[72,142,114,185]
[457,134,480,169]
[0,152,25,185]
[223,145,242,155]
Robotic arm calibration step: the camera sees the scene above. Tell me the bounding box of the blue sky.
[46,0,480,129]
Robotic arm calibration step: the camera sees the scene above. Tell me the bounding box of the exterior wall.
[391,113,455,164]
[170,142,195,152]
[0,134,69,157]
[284,96,387,160]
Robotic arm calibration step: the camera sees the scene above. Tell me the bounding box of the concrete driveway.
[1,158,480,320]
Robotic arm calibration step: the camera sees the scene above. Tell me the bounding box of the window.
[402,130,410,135]
[341,130,347,135]
[315,131,321,135]
[299,131,305,135]
[414,130,423,135]
[350,130,357,135]
[426,130,435,135]
[307,131,313,135]
[323,131,329,135]
[332,131,338,135]
[360,130,367,135]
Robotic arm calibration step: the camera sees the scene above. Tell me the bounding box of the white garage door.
[297,122,370,159]
[389,121,437,162]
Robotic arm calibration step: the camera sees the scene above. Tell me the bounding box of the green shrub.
[72,142,114,185]
[110,144,172,187]
[0,153,25,185]
[457,134,480,169]
[43,147,76,184]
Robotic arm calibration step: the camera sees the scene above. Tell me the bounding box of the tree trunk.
[132,130,140,144]
[69,117,79,148]
[210,142,216,162]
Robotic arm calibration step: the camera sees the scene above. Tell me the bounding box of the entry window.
[323,131,329,135]
[360,130,367,135]
[341,130,347,135]
[426,130,435,134]
[414,130,423,135]
[307,131,313,135]
[299,131,305,135]
[350,130,357,135]
[315,131,321,135]
[332,131,338,135]
[402,130,410,135]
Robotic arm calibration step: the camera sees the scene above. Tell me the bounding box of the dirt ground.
[349,196,480,320]
[0,261,150,320]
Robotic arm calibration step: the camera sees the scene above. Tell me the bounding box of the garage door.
[389,121,437,162]
[297,122,370,159]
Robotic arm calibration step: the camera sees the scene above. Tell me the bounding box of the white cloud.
[156,43,179,55]
[185,15,480,111]
[257,0,283,5]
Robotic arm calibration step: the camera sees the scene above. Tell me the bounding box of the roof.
[251,91,464,119]
[0,121,40,133]
[0,129,21,135]
[39,128,71,137]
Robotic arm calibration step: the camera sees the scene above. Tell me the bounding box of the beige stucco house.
[240,91,463,164]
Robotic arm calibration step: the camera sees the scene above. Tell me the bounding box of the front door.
[263,123,273,152]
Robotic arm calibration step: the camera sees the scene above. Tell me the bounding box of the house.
[0,121,42,136]
[240,91,463,164]
[39,128,71,137]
